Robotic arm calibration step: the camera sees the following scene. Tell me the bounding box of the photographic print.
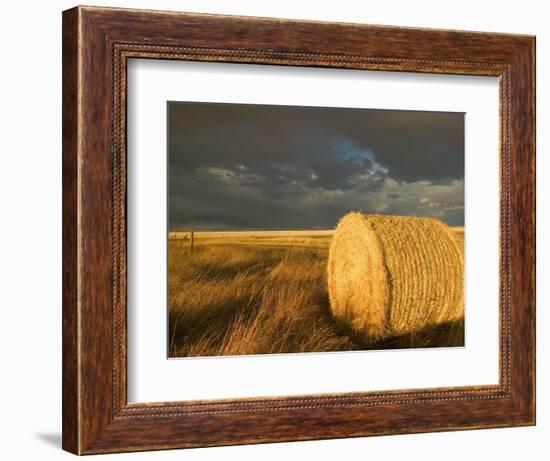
[168,102,465,358]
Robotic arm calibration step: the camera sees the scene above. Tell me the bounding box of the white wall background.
[0,1,546,459]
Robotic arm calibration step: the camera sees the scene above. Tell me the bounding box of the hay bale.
[327,212,464,342]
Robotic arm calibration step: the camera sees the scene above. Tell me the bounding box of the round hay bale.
[327,212,464,342]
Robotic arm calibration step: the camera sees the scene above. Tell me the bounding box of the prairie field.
[168,227,465,358]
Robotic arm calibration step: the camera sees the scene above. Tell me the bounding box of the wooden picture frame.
[62,5,535,455]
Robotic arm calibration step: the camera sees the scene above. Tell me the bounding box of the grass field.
[168,227,465,358]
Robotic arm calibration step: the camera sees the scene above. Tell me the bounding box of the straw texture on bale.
[327,212,464,342]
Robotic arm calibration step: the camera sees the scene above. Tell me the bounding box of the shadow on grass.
[372,319,465,350]
[333,318,465,351]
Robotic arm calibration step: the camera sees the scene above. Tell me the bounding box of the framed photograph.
[62,6,535,455]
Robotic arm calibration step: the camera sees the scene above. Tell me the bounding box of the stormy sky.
[168,102,464,230]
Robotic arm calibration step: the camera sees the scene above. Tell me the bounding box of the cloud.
[168,102,464,229]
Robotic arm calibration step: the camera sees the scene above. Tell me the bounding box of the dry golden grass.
[169,230,333,249]
[169,225,465,358]
[168,232,356,357]
[327,213,464,343]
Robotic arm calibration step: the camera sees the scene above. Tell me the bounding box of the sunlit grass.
[168,229,464,357]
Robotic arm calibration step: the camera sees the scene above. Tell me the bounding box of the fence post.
[190,231,194,252]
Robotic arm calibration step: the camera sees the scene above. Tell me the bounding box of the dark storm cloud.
[168,102,464,230]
